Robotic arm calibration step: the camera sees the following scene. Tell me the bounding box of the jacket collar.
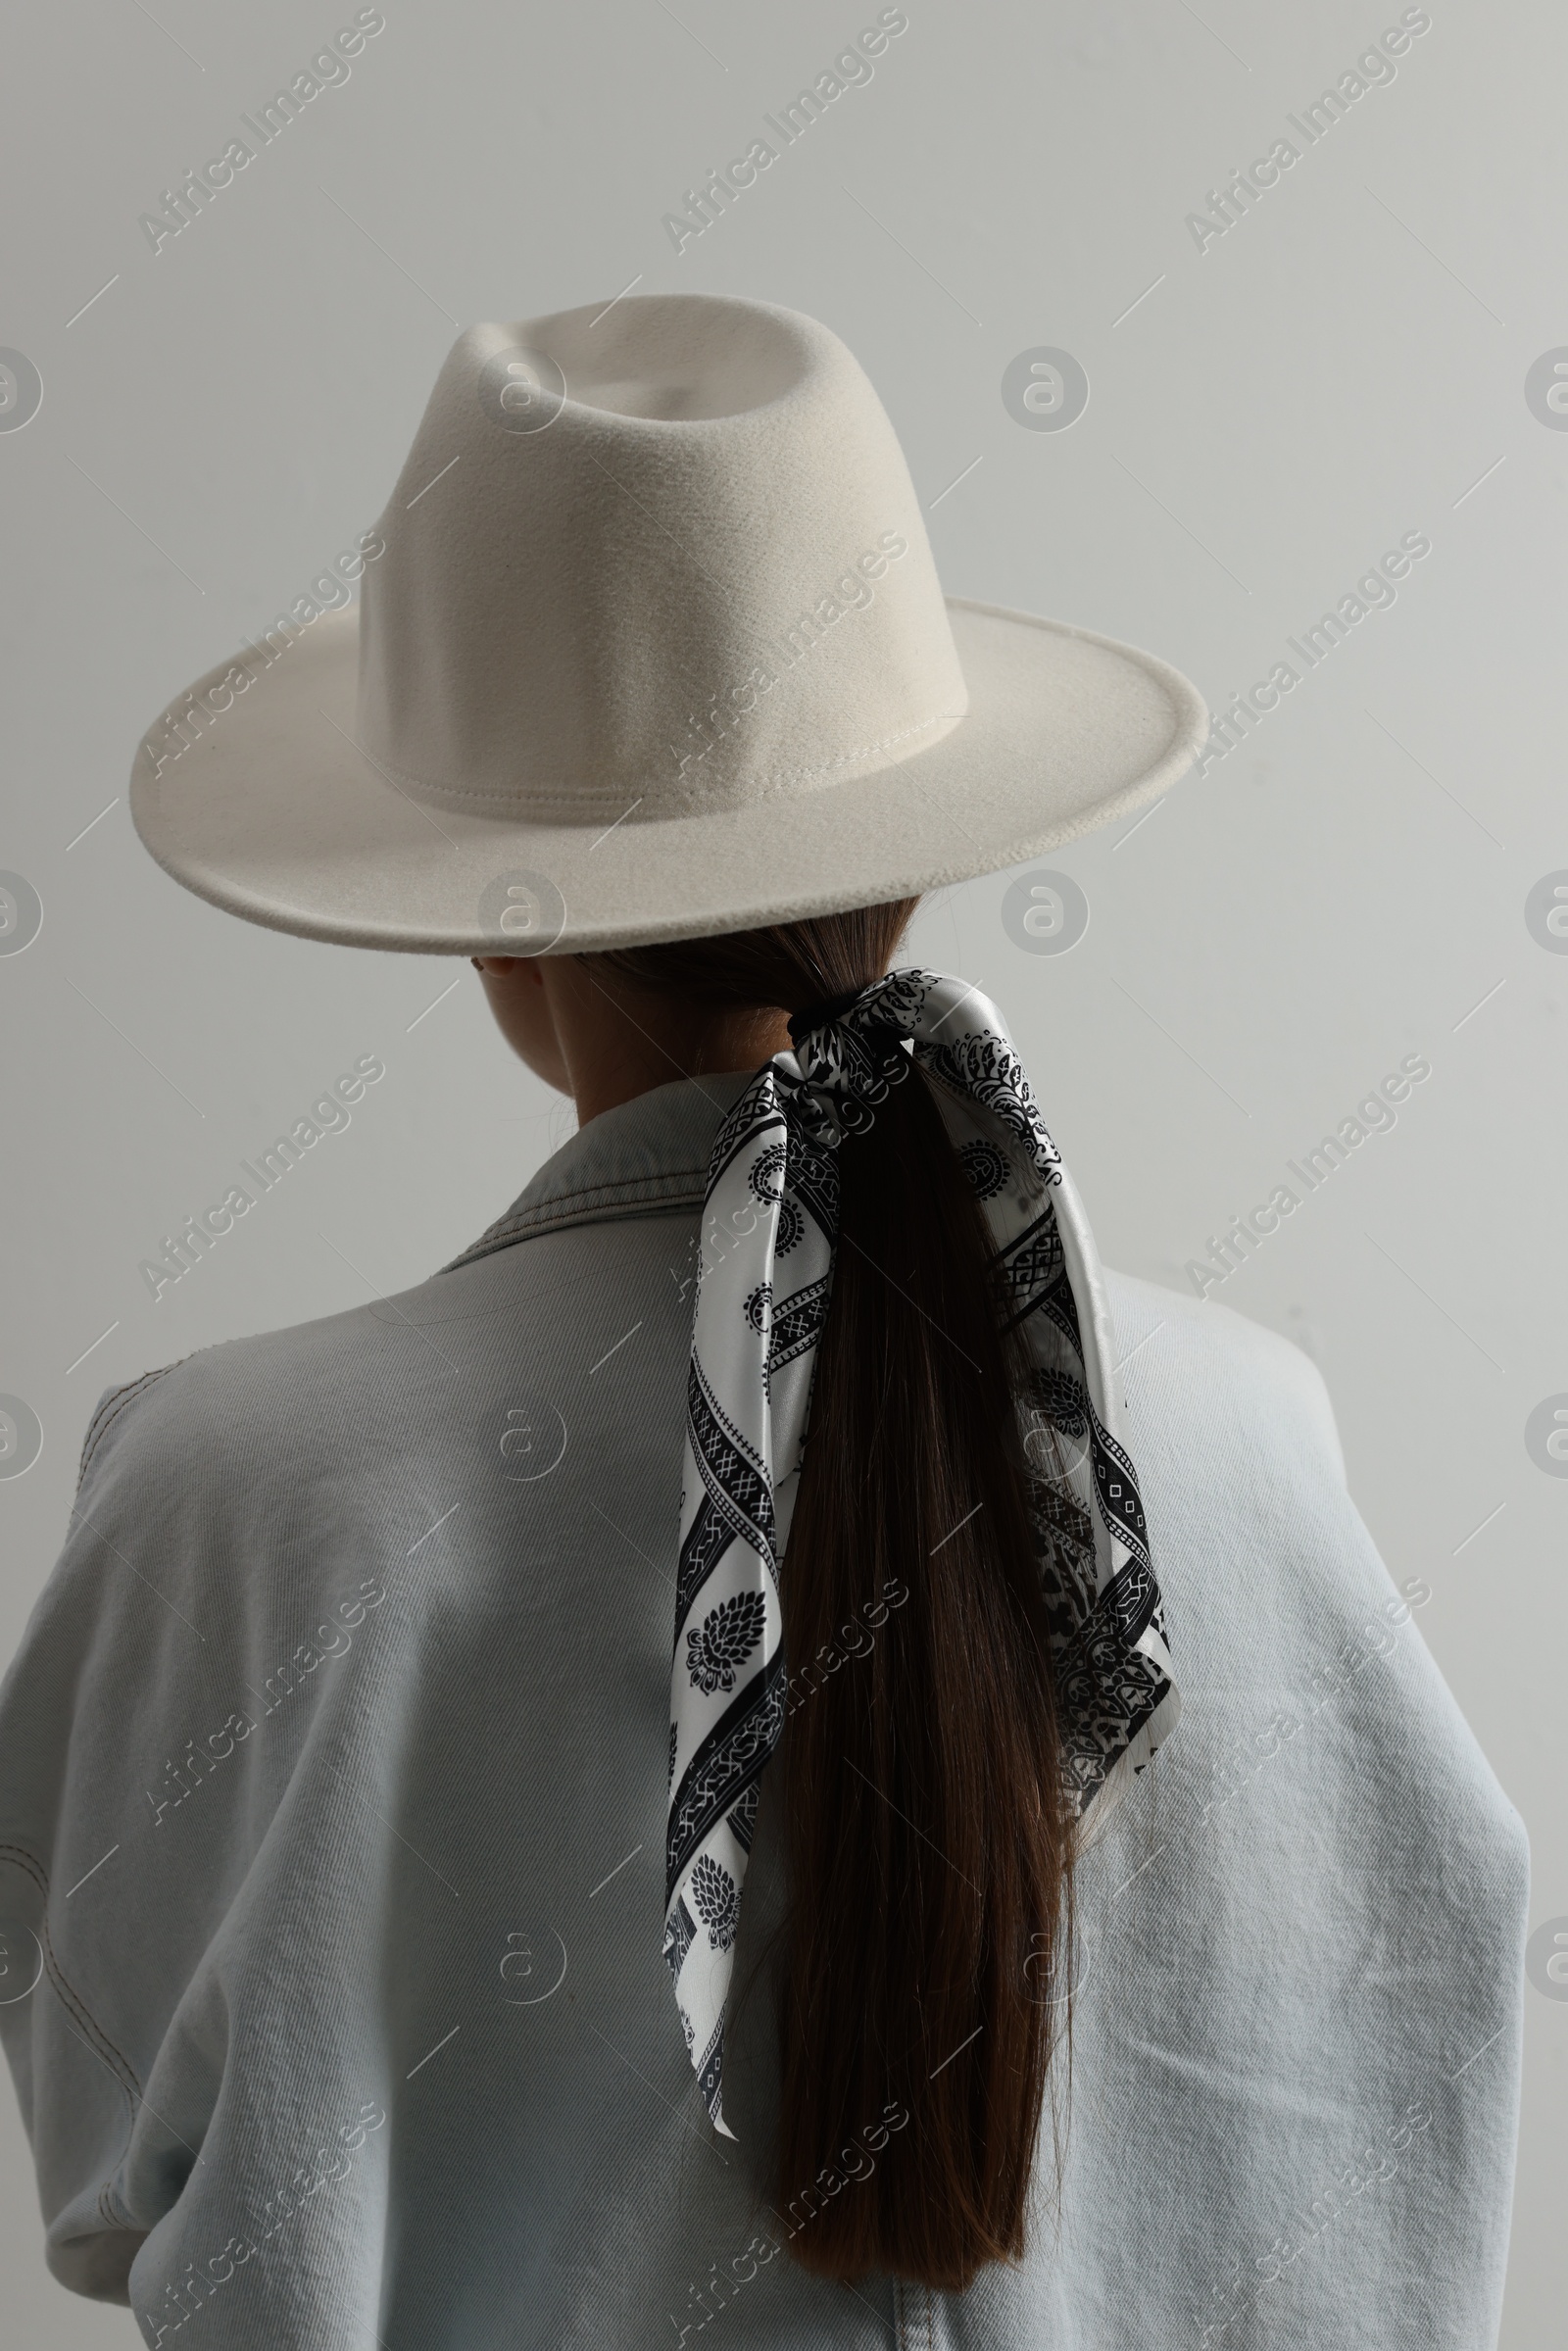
[444,1069,753,1271]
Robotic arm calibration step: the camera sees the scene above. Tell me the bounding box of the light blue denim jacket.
[0,1072,1528,2348]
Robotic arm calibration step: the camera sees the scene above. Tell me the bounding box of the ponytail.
[592,903,1074,2291]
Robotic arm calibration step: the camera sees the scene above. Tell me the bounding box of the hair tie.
[785,987,870,1046]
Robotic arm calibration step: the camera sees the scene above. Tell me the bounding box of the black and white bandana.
[663,969,1181,2137]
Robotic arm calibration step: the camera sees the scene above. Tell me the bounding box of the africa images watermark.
[1185,1053,1431,1298]
[1193,530,1432,778]
[140,2099,388,2344]
[137,11,387,254]
[1186,8,1433,255]
[780,1579,910,1720]
[142,529,386,780]
[662,8,908,253]
[667,2099,911,2344]
[143,1577,387,1832]
[1194,1579,1432,1831]
[665,529,911,789]
[138,1054,386,1300]
[1197,2095,1434,2345]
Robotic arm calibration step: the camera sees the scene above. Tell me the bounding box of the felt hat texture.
[129,293,1206,955]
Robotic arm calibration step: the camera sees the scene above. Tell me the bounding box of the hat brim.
[129,600,1205,955]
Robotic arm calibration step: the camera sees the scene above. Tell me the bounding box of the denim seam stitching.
[444,1175,709,1269]
[0,1847,142,2119]
[77,1361,187,1490]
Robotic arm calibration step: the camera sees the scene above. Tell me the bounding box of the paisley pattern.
[664,968,1181,2139]
[690,1853,741,1950]
[686,1590,767,1694]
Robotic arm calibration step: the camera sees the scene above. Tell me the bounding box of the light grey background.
[1,0,1562,2339]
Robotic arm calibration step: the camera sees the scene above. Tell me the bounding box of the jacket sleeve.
[0,1373,186,2300]
[0,1358,396,2340]
[1078,1278,1533,2351]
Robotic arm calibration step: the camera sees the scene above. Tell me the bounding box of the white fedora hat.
[129,293,1205,956]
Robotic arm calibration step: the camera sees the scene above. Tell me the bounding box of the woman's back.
[0,1069,1525,2348]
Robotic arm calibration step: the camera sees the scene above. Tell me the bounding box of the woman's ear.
[472,955,570,1093]
[472,956,545,984]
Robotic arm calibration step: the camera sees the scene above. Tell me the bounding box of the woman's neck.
[546,959,793,1126]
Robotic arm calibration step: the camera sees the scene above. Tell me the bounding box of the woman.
[0,294,1526,2348]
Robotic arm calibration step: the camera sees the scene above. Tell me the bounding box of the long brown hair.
[593,902,1075,2291]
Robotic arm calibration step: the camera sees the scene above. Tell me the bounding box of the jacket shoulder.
[69,1218,602,1509]
[74,1292,398,1500]
[1105,1266,1347,1485]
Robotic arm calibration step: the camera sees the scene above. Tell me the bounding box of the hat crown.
[355,294,967,822]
